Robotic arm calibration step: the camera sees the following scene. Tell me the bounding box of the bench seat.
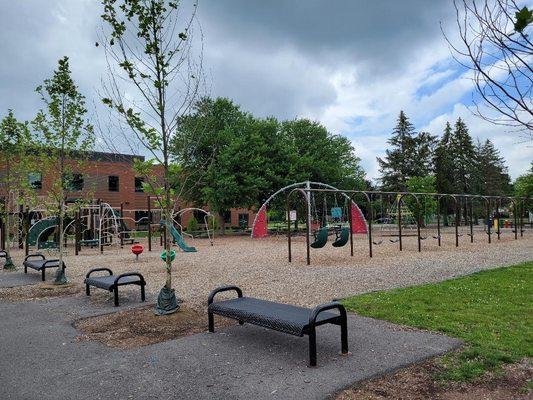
[209,297,338,337]
[84,267,146,307]
[208,285,348,366]
[23,254,63,281]
[85,275,141,290]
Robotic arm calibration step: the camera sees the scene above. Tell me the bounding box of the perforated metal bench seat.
[209,297,339,336]
[23,254,63,281]
[84,267,146,307]
[208,285,349,366]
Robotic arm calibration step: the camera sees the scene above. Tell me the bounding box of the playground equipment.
[281,185,530,265]
[159,220,197,252]
[173,207,215,245]
[161,249,176,263]
[131,244,144,261]
[251,181,368,239]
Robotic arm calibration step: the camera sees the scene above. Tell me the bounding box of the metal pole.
[99,200,104,254]
[287,198,292,263]
[454,197,459,247]
[306,181,311,264]
[416,195,421,252]
[348,198,354,257]
[513,200,518,240]
[120,202,124,248]
[24,207,29,256]
[469,198,474,243]
[398,195,403,251]
[367,194,373,258]
[18,204,23,249]
[436,197,441,247]
[496,199,501,240]
[487,199,492,244]
[147,196,152,252]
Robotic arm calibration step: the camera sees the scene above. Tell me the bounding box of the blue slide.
[159,221,197,253]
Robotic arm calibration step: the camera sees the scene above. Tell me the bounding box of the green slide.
[28,217,59,248]
[159,221,197,253]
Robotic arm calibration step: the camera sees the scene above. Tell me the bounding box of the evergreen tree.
[449,118,477,194]
[474,139,512,196]
[412,131,438,177]
[377,111,417,191]
[434,122,454,194]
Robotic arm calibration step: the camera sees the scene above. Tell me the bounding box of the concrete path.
[0,297,461,400]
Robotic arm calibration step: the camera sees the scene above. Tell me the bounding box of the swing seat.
[432,235,441,239]
[389,238,400,243]
[372,240,383,245]
[310,227,328,249]
[332,227,350,247]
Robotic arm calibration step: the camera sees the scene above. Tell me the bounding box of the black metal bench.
[84,268,146,307]
[208,285,348,366]
[23,253,63,281]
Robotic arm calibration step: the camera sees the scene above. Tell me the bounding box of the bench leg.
[86,284,90,296]
[309,328,317,367]
[41,269,46,281]
[140,284,145,302]
[341,319,348,354]
[208,312,214,333]
[113,287,119,307]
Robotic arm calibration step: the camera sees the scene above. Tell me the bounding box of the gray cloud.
[0,0,529,179]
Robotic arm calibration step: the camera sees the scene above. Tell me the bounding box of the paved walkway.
[0,297,461,400]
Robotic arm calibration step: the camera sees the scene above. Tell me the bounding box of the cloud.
[0,0,529,183]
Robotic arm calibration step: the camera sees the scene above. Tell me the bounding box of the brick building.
[25,151,256,229]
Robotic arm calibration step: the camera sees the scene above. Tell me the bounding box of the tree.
[377,111,417,191]
[173,98,367,219]
[0,110,33,270]
[378,111,436,191]
[449,118,477,194]
[514,162,533,198]
[474,139,512,195]
[405,176,437,227]
[444,0,533,135]
[434,122,455,194]
[100,0,203,315]
[412,131,438,178]
[32,57,94,284]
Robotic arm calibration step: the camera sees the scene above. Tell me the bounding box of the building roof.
[85,151,145,163]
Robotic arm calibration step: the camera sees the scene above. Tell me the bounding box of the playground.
[2,229,532,310]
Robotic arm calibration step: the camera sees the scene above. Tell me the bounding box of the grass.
[343,262,533,381]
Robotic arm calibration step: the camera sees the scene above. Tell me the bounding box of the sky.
[0,0,531,182]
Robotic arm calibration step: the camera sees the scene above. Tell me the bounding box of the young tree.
[0,110,32,270]
[32,57,94,284]
[444,0,532,135]
[100,0,203,314]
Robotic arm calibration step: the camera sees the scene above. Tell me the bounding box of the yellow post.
[493,218,499,230]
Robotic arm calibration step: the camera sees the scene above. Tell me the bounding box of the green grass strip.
[343,262,533,381]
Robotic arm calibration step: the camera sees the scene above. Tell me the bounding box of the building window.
[28,172,42,189]
[238,213,249,228]
[64,173,84,191]
[108,176,119,192]
[135,177,144,193]
[222,210,232,224]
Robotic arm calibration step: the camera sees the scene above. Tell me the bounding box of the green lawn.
[343,262,533,381]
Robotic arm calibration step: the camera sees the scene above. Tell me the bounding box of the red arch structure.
[251,181,368,238]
